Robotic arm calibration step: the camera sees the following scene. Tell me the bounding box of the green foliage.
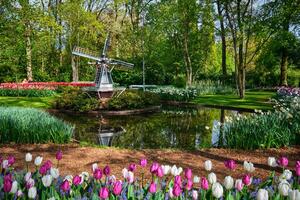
[53,87,100,112]
[108,90,160,110]
[0,107,73,143]
[0,89,56,97]
[149,87,198,102]
[173,74,186,88]
[192,80,236,95]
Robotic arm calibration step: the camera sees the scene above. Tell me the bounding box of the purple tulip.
[56,150,63,161]
[3,174,12,193]
[150,162,159,173]
[296,161,300,167]
[242,174,251,186]
[8,155,15,166]
[156,166,164,178]
[184,168,192,180]
[149,182,157,193]
[174,175,182,186]
[73,175,82,186]
[172,183,182,197]
[113,181,122,195]
[186,179,193,191]
[103,165,110,176]
[140,158,147,167]
[39,165,47,175]
[295,163,300,176]
[60,180,70,192]
[201,177,209,190]
[277,157,288,167]
[128,163,136,172]
[93,168,103,180]
[99,187,109,199]
[44,160,52,170]
[224,160,237,170]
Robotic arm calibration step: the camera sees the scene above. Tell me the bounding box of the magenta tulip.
[149,182,157,193]
[150,162,159,173]
[73,175,82,186]
[184,168,192,180]
[99,187,109,199]
[201,177,209,190]
[242,174,251,186]
[113,181,122,195]
[56,150,63,161]
[44,160,52,170]
[93,168,103,180]
[172,183,182,197]
[140,158,147,167]
[156,166,164,178]
[8,155,15,166]
[128,163,136,172]
[60,180,70,192]
[186,179,193,191]
[3,175,12,192]
[224,160,237,170]
[103,165,110,176]
[277,157,288,167]
[296,162,300,176]
[175,175,182,186]
[39,165,47,175]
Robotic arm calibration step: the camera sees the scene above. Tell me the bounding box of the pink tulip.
[277,157,288,167]
[235,180,244,191]
[60,180,70,192]
[73,175,82,186]
[94,168,103,180]
[186,179,193,191]
[56,150,62,161]
[296,162,300,176]
[140,158,147,167]
[156,166,164,178]
[224,160,237,170]
[103,165,110,176]
[99,187,109,199]
[44,160,52,170]
[3,175,12,193]
[113,181,122,195]
[174,175,182,186]
[172,183,182,197]
[184,168,192,180]
[128,163,136,172]
[242,174,251,186]
[150,162,159,173]
[201,177,209,190]
[8,155,15,166]
[39,165,47,175]
[296,161,300,167]
[149,182,157,193]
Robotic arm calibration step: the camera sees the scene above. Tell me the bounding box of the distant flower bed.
[277,87,300,97]
[148,87,198,102]
[0,82,96,90]
[0,152,299,199]
[0,89,56,97]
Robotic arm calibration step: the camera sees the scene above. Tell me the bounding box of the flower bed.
[0,82,96,90]
[1,151,299,199]
[277,87,300,97]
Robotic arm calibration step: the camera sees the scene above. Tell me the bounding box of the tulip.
[127,171,134,183]
[26,178,35,189]
[169,187,174,198]
[24,172,31,182]
[56,150,63,161]
[280,169,292,180]
[39,165,47,175]
[81,172,89,181]
[193,176,200,183]
[150,162,159,173]
[28,187,37,199]
[256,189,268,200]
[93,168,103,180]
[184,168,192,180]
[10,181,18,194]
[64,175,73,183]
[113,181,122,195]
[223,176,234,190]
[278,180,290,196]
[103,165,110,176]
[235,179,244,191]
[60,180,70,192]
[201,177,209,190]
[149,182,157,193]
[34,156,43,166]
[242,174,252,186]
[122,168,128,179]
[92,163,98,172]
[44,160,52,170]
[208,172,217,184]
[186,179,193,191]
[25,153,32,162]
[50,168,60,179]
[99,187,109,199]
[224,160,237,170]
[267,157,277,167]
[172,183,182,197]
[295,163,300,176]
[171,165,178,176]
[192,190,198,200]
[140,158,147,167]
[156,166,164,178]
[204,160,212,171]
[17,190,23,197]
[243,161,255,173]
[212,182,223,198]
[8,155,15,166]
[3,174,12,192]
[288,189,300,200]
[73,175,82,186]
[162,165,171,175]
[174,175,182,186]
[128,163,136,172]
[277,156,288,167]
[42,175,53,187]
[2,160,9,169]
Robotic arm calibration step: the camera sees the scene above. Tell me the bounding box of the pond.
[51,106,249,149]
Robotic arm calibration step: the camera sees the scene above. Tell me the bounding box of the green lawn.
[0,96,56,109]
[193,91,276,110]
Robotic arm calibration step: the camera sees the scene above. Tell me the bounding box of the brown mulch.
[1,144,299,180]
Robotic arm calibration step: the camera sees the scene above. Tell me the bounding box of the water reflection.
[51,106,245,149]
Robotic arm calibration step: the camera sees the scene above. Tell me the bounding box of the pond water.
[51,106,249,149]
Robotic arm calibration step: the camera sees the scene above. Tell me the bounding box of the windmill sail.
[72,47,101,61]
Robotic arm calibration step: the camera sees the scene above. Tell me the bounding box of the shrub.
[0,107,73,143]
[0,89,56,97]
[53,87,100,112]
[173,74,186,88]
[108,90,160,110]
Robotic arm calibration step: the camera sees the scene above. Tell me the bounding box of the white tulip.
[24,172,31,182]
[47,198,56,200]
[64,175,73,183]
[127,171,134,183]
[193,176,200,183]
[26,178,35,188]
[50,168,59,179]
[122,168,129,179]
[10,181,18,194]
[288,189,300,200]
[204,160,212,171]
[2,160,9,169]
[256,189,268,200]
[208,172,217,184]
[171,165,178,176]
[25,153,32,162]
[34,156,43,166]
[81,171,89,181]
[28,187,37,199]
[243,161,255,173]
[278,180,290,196]
[212,182,223,198]
[192,190,198,200]
[223,176,234,190]
[162,165,171,175]
[92,163,98,172]
[177,167,183,175]
[42,175,53,187]
[267,157,277,167]
[169,187,174,198]
[17,190,23,197]
[280,169,292,180]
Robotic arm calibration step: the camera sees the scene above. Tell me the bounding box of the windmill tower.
[72,33,134,97]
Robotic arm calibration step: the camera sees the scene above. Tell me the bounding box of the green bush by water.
[0,89,56,97]
[0,107,73,143]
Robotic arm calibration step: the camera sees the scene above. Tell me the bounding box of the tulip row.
[0,151,299,200]
[0,82,96,90]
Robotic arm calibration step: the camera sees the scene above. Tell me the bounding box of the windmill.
[72,33,134,97]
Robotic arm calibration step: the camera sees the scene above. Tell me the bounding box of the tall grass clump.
[0,107,73,143]
[223,96,300,149]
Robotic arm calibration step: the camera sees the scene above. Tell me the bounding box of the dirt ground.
[1,144,299,180]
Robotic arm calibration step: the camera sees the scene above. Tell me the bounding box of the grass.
[0,96,56,109]
[193,91,276,110]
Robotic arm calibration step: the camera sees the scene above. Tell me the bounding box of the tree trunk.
[280,23,289,86]
[72,55,78,82]
[183,23,192,87]
[25,23,33,81]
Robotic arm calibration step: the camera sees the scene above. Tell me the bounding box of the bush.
[0,89,56,97]
[108,90,160,110]
[0,107,73,143]
[53,87,100,112]
[173,74,186,88]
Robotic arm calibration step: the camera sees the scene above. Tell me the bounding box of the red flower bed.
[0,82,96,90]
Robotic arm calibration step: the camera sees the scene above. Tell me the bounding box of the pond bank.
[1,144,298,180]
